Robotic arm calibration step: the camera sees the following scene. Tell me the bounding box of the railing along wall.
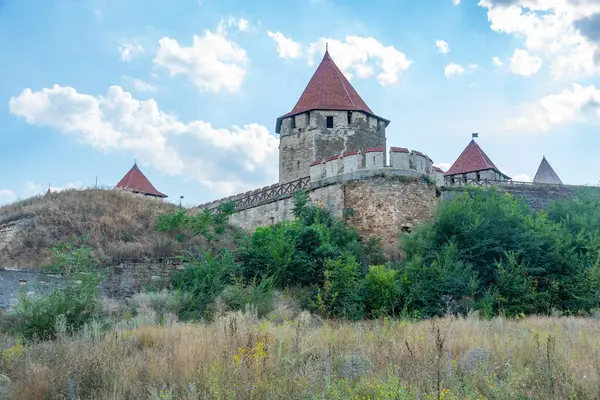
[444,177,545,187]
[198,176,311,212]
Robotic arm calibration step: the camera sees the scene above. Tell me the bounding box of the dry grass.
[0,188,235,267]
[2,312,600,399]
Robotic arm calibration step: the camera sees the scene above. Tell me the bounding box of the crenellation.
[342,150,362,174]
[310,160,326,181]
[433,166,444,186]
[409,150,429,174]
[390,147,410,169]
[307,146,441,187]
[365,147,385,169]
[325,155,343,178]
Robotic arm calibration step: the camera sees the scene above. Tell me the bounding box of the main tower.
[275,49,390,184]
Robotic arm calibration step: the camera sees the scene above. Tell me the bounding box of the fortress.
[197,49,587,257]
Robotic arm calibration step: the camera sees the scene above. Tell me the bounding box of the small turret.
[444,135,510,185]
[276,49,390,184]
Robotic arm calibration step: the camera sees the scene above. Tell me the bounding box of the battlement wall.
[196,145,444,259]
[310,147,444,186]
[198,146,444,214]
[442,182,600,210]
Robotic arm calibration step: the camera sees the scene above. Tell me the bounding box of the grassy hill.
[0,188,231,267]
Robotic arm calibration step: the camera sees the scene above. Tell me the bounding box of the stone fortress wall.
[278,110,387,184]
[199,146,442,256]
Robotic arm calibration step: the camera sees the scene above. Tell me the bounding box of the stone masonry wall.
[442,184,600,210]
[0,261,182,309]
[344,177,438,259]
[229,182,345,229]
[279,110,386,184]
[228,172,438,260]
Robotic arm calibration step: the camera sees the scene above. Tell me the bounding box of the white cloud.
[434,163,452,172]
[492,56,503,66]
[268,31,303,59]
[119,43,144,62]
[478,0,600,80]
[268,33,412,86]
[435,40,450,54]
[509,49,542,76]
[9,85,279,195]
[0,189,14,198]
[469,63,479,69]
[444,62,465,78]
[217,16,250,33]
[123,76,157,92]
[26,181,83,195]
[512,173,532,182]
[153,24,249,93]
[453,0,461,4]
[506,83,600,132]
[132,79,157,92]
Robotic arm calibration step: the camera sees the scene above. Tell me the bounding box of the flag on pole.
[472,133,479,138]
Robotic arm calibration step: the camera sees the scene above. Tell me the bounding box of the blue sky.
[1,0,600,206]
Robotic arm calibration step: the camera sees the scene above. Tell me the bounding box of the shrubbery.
[162,188,600,321]
[400,188,600,317]
[2,240,105,340]
[6,185,600,344]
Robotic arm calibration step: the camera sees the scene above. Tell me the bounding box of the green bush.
[156,187,600,321]
[3,241,104,341]
[237,191,383,289]
[364,265,400,318]
[315,254,365,320]
[219,276,275,317]
[401,188,600,317]
[170,249,240,320]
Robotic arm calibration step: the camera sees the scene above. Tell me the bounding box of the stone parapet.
[311,146,439,187]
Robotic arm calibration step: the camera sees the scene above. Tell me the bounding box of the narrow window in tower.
[291,117,296,129]
[476,172,480,181]
[347,111,352,124]
[297,161,300,170]
[326,116,334,129]
[306,112,310,126]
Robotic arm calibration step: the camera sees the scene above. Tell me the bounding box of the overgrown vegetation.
[0,188,236,266]
[401,188,600,318]
[4,187,600,397]
[153,188,600,322]
[156,191,388,320]
[3,311,600,399]
[2,240,105,341]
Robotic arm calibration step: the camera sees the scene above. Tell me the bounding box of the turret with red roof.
[114,162,167,199]
[277,46,390,184]
[444,134,510,185]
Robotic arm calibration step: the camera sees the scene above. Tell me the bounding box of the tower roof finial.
[326,42,328,52]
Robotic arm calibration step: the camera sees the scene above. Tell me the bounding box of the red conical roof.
[444,140,510,179]
[276,50,388,133]
[115,163,167,198]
